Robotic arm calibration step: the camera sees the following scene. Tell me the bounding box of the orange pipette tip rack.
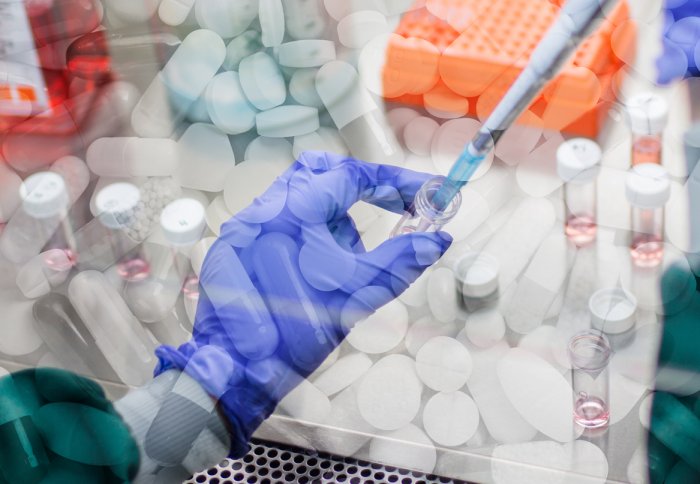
[383,0,636,138]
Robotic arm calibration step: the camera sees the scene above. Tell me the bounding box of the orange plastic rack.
[383,0,636,137]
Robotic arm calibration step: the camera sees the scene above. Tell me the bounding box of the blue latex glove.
[657,0,700,84]
[154,152,452,457]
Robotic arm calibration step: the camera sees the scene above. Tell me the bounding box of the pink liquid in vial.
[574,392,609,429]
[565,215,597,247]
[632,137,661,166]
[182,275,200,301]
[117,257,151,282]
[630,234,664,268]
[42,249,76,271]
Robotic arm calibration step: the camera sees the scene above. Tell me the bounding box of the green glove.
[0,368,140,483]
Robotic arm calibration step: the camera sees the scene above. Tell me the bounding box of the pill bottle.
[625,163,671,268]
[625,93,669,167]
[557,138,602,247]
[391,176,462,237]
[0,0,102,133]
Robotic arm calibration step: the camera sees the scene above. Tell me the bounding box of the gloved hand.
[657,0,700,84]
[155,152,452,457]
[0,368,139,483]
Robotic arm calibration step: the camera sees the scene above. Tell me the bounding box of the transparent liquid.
[630,234,664,268]
[632,137,661,166]
[117,257,151,282]
[574,393,609,429]
[565,215,597,247]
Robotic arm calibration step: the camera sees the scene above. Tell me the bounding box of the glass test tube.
[625,164,671,268]
[625,93,668,167]
[391,177,462,237]
[568,330,611,429]
[556,138,601,247]
[0,172,76,266]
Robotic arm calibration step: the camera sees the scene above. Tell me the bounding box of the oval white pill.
[423,392,480,446]
[404,315,454,356]
[316,61,376,129]
[466,308,506,348]
[278,40,336,68]
[176,123,236,192]
[256,106,319,138]
[337,10,389,49]
[289,68,324,108]
[159,0,195,26]
[346,299,408,354]
[313,353,373,397]
[357,355,423,430]
[403,116,440,156]
[223,30,263,71]
[416,336,472,392]
[195,0,258,38]
[259,0,285,47]
[244,137,294,163]
[238,52,287,111]
[87,138,179,177]
[368,424,436,475]
[205,71,257,135]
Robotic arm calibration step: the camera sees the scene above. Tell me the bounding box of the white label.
[0,0,50,116]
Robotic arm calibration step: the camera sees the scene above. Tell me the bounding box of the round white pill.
[205,71,257,135]
[466,308,506,348]
[278,40,336,68]
[387,107,420,143]
[289,68,324,108]
[346,299,408,354]
[239,52,287,111]
[313,353,373,397]
[404,315,455,356]
[244,137,294,163]
[259,0,285,47]
[195,0,258,38]
[423,391,480,447]
[357,355,423,430]
[223,30,263,71]
[256,106,319,138]
[403,116,440,156]
[337,11,389,49]
[368,424,437,475]
[415,336,472,392]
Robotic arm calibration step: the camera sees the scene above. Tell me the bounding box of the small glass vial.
[0,172,75,265]
[625,93,669,167]
[453,251,500,312]
[625,163,671,268]
[556,138,601,247]
[568,330,611,429]
[73,182,148,280]
[391,177,462,237]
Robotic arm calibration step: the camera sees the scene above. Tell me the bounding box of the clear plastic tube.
[568,331,611,429]
[563,180,597,247]
[630,206,665,267]
[391,177,462,237]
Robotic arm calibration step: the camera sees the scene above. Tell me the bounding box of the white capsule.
[256,106,319,138]
[106,0,160,23]
[159,0,196,26]
[259,0,285,47]
[289,68,324,108]
[316,61,376,129]
[284,0,327,39]
[278,40,337,68]
[195,0,259,38]
[223,30,262,71]
[239,52,287,110]
[132,30,225,138]
[427,267,458,323]
[205,72,257,135]
[87,138,179,177]
[175,123,236,192]
[337,10,389,49]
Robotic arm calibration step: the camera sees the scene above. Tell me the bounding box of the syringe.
[430,0,620,212]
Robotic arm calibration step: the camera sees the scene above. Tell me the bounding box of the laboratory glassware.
[625,92,669,166]
[568,330,611,429]
[391,177,462,236]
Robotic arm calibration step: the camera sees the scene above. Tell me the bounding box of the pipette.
[430,0,620,213]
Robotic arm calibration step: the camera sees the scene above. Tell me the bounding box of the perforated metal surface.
[187,439,470,484]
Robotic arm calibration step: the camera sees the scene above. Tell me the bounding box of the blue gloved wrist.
[658,0,700,84]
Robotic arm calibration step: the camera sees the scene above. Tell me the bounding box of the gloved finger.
[340,231,453,305]
[197,239,280,361]
[330,215,365,253]
[287,151,432,224]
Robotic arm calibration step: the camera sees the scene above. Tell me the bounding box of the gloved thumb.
[345,231,452,297]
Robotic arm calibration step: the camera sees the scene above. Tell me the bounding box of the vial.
[453,251,500,312]
[568,330,611,429]
[391,177,462,237]
[124,198,206,323]
[625,93,669,167]
[557,138,602,247]
[625,163,671,268]
[0,172,75,265]
[73,182,150,280]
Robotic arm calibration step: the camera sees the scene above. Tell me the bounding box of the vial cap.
[556,138,602,183]
[625,93,669,135]
[160,198,206,247]
[625,163,671,209]
[95,182,141,229]
[20,172,69,219]
[453,251,499,299]
[589,288,637,334]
